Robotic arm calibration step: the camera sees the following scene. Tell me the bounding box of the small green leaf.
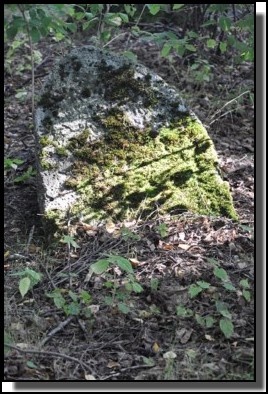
[124,4,136,17]
[4,331,12,355]
[4,158,24,170]
[19,277,31,298]
[195,313,205,326]
[176,305,193,317]
[103,281,113,288]
[85,12,94,20]
[173,4,185,10]
[64,302,80,316]
[207,39,216,49]
[220,41,227,53]
[62,235,80,249]
[187,31,198,38]
[219,308,232,319]
[80,290,92,304]
[27,360,38,369]
[220,318,234,338]
[14,166,36,183]
[110,256,133,273]
[15,90,28,100]
[239,279,250,289]
[190,63,200,70]
[91,259,110,274]
[104,14,122,26]
[68,290,78,302]
[132,282,143,293]
[242,290,251,302]
[196,281,211,289]
[122,51,137,62]
[83,18,98,31]
[239,224,253,233]
[222,282,236,291]
[185,44,196,52]
[219,16,231,31]
[116,291,128,301]
[53,293,66,309]
[156,223,168,237]
[104,296,113,306]
[147,4,161,15]
[150,278,159,291]
[207,257,219,267]
[125,282,133,291]
[118,13,129,22]
[176,305,186,316]
[143,357,156,366]
[30,27,41,43]
[25,268,42,283]
[215,301,231,317]
[161,44,172,57]
[118,303,130,314]
[66,22,77,33]
[214,267,228,281]
[73,11,85,21]
[83,308,92,318]
[201,20,216,28]
[205,316,215,328]
[189,284,203,298]
[7,25,19,40]
[176,45,185,57]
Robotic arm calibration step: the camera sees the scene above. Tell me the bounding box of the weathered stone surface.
[34,45,237,228]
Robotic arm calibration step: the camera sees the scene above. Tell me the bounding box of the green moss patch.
[63,115,237,222]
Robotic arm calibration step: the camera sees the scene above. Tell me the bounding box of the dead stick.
[40,316,74,346]
[4,343,90,371]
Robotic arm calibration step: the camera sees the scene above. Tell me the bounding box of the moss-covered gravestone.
[34,46,237,229]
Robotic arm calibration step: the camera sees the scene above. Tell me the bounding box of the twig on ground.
[40,316,74,347]
[4,343,91,372]
[102,364,154,380]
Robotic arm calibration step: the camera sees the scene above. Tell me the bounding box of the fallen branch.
[4,343,90,372]
[40,316,74,347]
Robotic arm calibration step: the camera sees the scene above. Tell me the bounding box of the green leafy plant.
[90,255,143,314]
[13,165,36,183]
[120,226,140,241]
[4,158,24,171]
[239,224,254,240]
[4,331,13,355]
[61,235,80,249]
[189,59,214,82]
[176,305,194,317]
[155,223,168,238]
[239,279,251,302]
[178,257,252,339]
[46,288,92,317]
[150,278,160,291]
[9,268,43,298]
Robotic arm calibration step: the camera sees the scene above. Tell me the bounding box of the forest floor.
[4,29,254,381]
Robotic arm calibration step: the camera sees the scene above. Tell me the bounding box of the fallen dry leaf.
[205,334,215,341]
[85,374,96,380]
[152,342,160,353]
[129,257,141,268]
[177,243,191,250]
[107,360,120,369]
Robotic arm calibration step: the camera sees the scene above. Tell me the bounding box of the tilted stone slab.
[34,46,237,229]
